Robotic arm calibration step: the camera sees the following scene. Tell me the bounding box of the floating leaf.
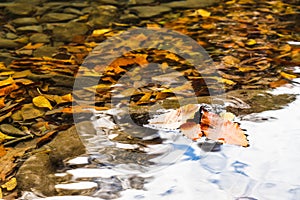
[180,121,202,140]
[200,110,248,147]
[33,96,53,110]
[1,177,17,191]
[148,104,200,130]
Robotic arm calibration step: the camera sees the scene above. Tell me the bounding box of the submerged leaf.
[280,71,297,80]
[1,177,17,191]
[0,77,14,87]
[33,96,53,110]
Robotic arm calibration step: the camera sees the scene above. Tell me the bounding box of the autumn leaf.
[280,71,297,80]
[200,110,248,147]
[0,98,5,109]
[92,29,111,36]
[195,9,211,17]
[0,77,14,87]
[0,83,19,97]
[180,121,202,140]
[1,177,17,191]
[0,131,15,143]
[33,96,53,110]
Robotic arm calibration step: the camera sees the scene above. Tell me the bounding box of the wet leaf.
[148,104,200,130]
[0,77,14,87]
[0,71,14,76]
[269,79,288,88]
[0,145,7,157]
[12,70,32,79]
[280,71,297,80]
[92,29,111,36]
[200,110,248,147]
[21,103,45,120]
[0,131,15,143]
[14,78,34,85]
[36,130,57,146]
[0,124,25,136]
[137,92,152,104]
[220,112,236,121]
[0,98,5,109]
[195,9,211,17]
[0,146,29,180]
[246,39,257,46]
[1,177,17,191]
[0,111,12,123]
[22,43,44,50]
[180,121,202,140]
[0,83,19,97]
[33,96,53,110]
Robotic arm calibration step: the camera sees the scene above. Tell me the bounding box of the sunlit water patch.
[22,79,300,200]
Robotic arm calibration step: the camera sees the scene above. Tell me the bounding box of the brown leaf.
[21,103,45,120]
[0,83,19,97]
[200,110,248,147]
[180,121,202,140]
[0,146,29,181]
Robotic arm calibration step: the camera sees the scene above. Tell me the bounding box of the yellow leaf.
[220,112,236,121]
[0,187,2,199]
[0,131,15,143]
[0,62,7,70]
[92,29,111,36]
[196,9,211,17]
[33,96,53,110]
[0,71,14,76]
[0,77,14,87]
[212,77,236,85]
[137,92,152,104]
[22,42,44,50]
[61,93,72,102]
[280,72,297,80]
[1,177,17,191]
[246,39,257,46]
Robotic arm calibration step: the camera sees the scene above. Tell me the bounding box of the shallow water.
[21,79,300,200]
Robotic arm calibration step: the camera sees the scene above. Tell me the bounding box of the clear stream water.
[22,78,300,200]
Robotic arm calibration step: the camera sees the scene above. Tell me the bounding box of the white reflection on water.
[26,80,300,200]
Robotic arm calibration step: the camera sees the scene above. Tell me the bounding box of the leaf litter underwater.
[21,79,300,200]
[1,0,299,199]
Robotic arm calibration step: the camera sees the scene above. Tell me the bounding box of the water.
[22,79,300,200]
